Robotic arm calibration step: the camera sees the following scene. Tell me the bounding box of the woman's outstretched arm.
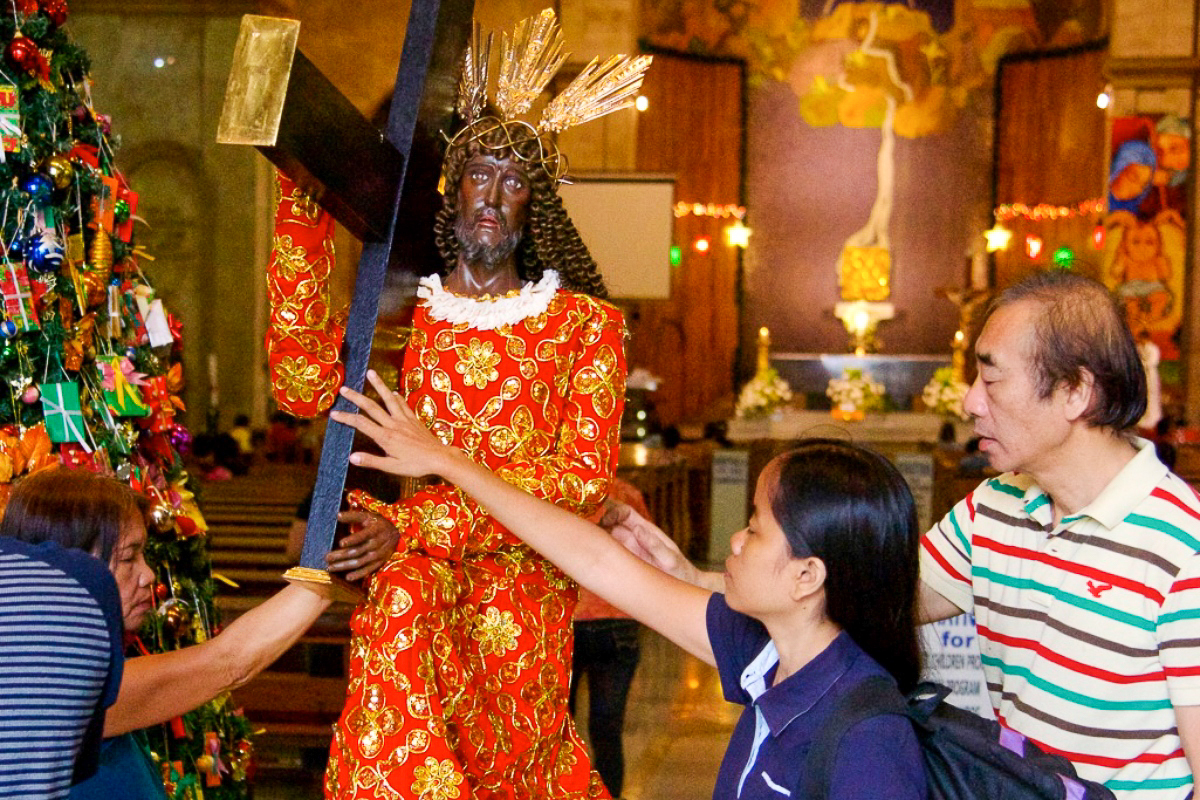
[104,583,331,736]
[331,371,716,665]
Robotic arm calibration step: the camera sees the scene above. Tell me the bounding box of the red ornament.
[41,0,67,26]
[6,0,38,15]
[5,36,37,71]
[25,49,49,82]
[167,312,183,344]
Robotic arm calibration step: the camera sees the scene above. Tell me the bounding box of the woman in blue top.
[332,371,927,800]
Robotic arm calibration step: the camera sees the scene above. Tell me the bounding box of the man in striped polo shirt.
[0,534,124,799]
[920,270,1200,798]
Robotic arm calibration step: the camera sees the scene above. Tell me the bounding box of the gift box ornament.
[39,381,92,450]
[99,354,149,417]
[59,443,109,473]
[92,173,119,233]
[120,281,148,343]
[140,375,176,432]
[1,261,37,332]
[115,187,138,244]
[0,83,20,155]
[143,298,173,348]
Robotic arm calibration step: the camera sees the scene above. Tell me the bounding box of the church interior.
[14,0,1199,797]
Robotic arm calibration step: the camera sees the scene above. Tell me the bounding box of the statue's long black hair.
[433,124,608,299]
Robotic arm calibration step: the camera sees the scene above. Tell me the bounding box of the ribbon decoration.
[99,354,149,416]
[202,731,228,787]
[38,381,93,452]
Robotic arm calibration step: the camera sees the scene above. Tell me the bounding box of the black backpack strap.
[796,675,909,800]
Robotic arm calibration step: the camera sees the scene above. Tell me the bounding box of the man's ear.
[1062,369,1095,423]
[788,556,827,603]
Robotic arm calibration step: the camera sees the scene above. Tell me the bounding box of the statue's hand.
[325,510,400,581]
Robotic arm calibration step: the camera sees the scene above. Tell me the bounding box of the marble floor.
[252,627,737,800]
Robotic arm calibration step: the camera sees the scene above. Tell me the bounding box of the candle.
[207,352,219,407]
[756,326,770,374]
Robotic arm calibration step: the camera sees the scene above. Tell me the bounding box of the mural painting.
[640,0,1106,359]
[1103,114,1191,426]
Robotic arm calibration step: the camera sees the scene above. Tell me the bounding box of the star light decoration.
[984,225,1013,253]
[725,219,751,248]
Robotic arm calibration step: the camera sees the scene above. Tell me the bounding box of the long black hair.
[766,439,923,692]
[433,122,608,298]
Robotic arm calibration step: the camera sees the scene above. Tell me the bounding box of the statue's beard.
[455,210,523,268]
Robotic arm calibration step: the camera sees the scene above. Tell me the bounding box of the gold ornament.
[149,502,175,532]
[87,229,113,275]
[41,155,74,190]
[230,739,253,782]
[159,599,192,638]
[79,266,109,308]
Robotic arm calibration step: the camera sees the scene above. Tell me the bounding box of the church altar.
[769,352,954,410]
[726,408,973,446]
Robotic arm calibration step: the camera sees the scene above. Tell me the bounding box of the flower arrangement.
[922,366,970,420]
[735,368,793,419]
[826,368,886,415]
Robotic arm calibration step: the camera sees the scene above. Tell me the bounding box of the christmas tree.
[0,2,253,797]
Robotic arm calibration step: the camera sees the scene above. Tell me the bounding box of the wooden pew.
[200,466,350,754]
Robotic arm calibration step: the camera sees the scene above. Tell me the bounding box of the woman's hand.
[331,370,459,479]
[609,508,690,577]
[610,509,724,591]
[325,510,400,581]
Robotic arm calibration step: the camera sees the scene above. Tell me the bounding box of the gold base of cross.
[283,566,366,605]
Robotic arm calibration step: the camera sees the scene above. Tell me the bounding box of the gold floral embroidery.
[271,233,331,282]
[488,404,538,458]
[286,185,321,222]
[346,684,404,759]
[455,338,502,388]
[472,606,522,656]
[415,500,456,552]
[572,344,622,418]
[273,355,324,403]
[411,757,464,800]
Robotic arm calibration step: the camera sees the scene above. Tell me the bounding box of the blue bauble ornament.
[27,231,64,274]
[0,319,16,338]
[19,173,53,206]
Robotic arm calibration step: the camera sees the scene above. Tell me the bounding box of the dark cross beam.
[217,1,473,595]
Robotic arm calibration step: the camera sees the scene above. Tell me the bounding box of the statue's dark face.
[453,152,530,267]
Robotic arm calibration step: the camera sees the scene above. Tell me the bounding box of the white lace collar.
[417,270,560,331]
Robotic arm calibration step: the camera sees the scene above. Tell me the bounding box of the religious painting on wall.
[1102,114,1190,424]
[639,0,1106,359]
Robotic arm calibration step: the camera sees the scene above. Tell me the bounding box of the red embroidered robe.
[264,175,627,799]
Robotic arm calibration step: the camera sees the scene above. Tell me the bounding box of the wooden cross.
[217,0,474,594]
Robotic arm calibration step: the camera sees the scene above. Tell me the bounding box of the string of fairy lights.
[671,196,1108,267]
[985,196,1107,264]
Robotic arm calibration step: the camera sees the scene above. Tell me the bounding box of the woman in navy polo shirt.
[332,372,926,800]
